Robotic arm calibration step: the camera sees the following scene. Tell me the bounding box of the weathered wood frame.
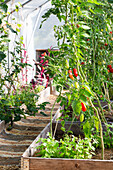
[0,121,5,133]
[21,111,113,170]
[21,107,62,170]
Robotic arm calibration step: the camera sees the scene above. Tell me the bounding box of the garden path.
[0,95,59,170]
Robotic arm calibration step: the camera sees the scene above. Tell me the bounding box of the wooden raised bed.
[21,118,113,170]
[0,121,5,133]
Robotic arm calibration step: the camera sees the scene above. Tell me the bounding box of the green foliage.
[0,85,49,126]
[36,133,97,159]
[35,0,112,160]
[0,2,49,127]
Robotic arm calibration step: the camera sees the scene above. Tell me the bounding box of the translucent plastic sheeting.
[7,0,62,83]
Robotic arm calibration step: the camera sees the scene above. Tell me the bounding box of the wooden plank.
[0,121,5,133]
[22,123,50,157]
[27,157,113,170]
[22,113,113,170]
[21,157,29,170]
[22,107,61,158]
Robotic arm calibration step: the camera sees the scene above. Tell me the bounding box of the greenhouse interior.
[0,0,113,170]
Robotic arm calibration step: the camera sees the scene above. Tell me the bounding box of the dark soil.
[93,148,113,160]
[0,165,20,170]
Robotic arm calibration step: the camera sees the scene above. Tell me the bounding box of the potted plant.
[21,0,113,169]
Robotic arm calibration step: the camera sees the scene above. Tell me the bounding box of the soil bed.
[93,148,113,160]
[33,121,113,161]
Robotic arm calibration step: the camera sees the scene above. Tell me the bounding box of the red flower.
[81,62,84,65]
[81,102,86,112]
[109,31,112,34]
[87,39,90,41]
[41,52,47,56]
[105,43,108,46]
[76,24,79,28]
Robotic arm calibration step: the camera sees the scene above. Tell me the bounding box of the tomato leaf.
[72,100,82,115]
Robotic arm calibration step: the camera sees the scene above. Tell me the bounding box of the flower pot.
[37,86,50,104]
[50,80,60,95]
[21,120,113,170]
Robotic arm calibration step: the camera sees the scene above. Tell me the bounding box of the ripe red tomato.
[109,31,112,34]
[110,68,113,73]
[107,65,112,69]
[73,68,78,77]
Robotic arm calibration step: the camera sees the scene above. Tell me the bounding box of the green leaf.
[84,85,94,96]
[0,51,6,63]
[108,0,113,3]
[0,19,2,24]
[40,111,47,116]
[6,24,17,34]
[83,89,92,98]
[72,100,82,115]
[61,120,65,127]
[0,4,8,13]
[57,96,61,103]
[80,95,87,104]
[94,8,104,14]
[83,121,90,137]
[80,33,90,38]
[94,117,99,132]
[81,25,91,30]
[61,127,66,132]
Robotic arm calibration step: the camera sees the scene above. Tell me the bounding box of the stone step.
[36,110,56,117]
[5,128,41,136]
[44,107,59,111]
[0,130,37,141]
[21,116,51,124]
[0,153,21,166]
[0,165,20,170]
[0,150,23,157]
[0,144,29,152]
[0,94,60,168]
[0,138,32,145]
[13,121,47,131]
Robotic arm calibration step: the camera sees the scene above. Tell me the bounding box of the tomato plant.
[38,0,113,160]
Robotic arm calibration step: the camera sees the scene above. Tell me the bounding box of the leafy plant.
[0,86,49,127]
[0,1,50,126]
[38,0,113,160]
[35,132,97,159]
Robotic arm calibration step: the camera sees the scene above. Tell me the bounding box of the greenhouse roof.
[2,0,51,18]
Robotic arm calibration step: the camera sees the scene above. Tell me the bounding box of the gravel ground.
[0,165,20,170]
